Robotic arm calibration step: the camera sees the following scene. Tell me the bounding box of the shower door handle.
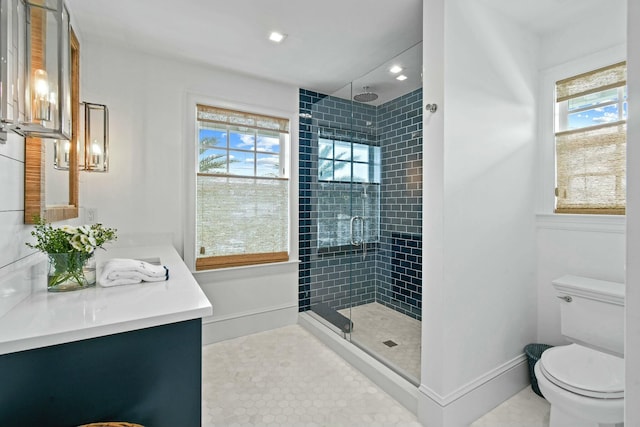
[350,216,364,246]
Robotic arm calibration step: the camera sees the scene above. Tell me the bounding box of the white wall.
[625,1,640,425]
[534,4,626,346]
[78,38,300,338]
[420,0,538,424]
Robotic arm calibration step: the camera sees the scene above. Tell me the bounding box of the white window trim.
[183,92,299,272]
[536,44,626,230]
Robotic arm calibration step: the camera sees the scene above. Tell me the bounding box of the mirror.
[24,28,79,224]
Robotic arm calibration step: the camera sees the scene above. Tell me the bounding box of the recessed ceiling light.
[269,31,287,43]
[390,65,403,74]
[396,74,408,81]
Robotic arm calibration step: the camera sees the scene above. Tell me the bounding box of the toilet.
[535,275,625,427]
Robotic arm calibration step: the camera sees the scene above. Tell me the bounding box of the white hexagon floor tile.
[202,324,421,427]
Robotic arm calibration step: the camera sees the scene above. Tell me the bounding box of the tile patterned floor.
[202,323,550,427]
[339,302,421,382]
[202,324,421,427]
[470,387,550,427]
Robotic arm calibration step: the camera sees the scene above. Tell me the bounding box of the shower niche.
[298,42,423,384]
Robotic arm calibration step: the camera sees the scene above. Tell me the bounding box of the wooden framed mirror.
[24,28,79,224]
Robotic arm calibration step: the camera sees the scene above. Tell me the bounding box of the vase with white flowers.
[27,219,117,292]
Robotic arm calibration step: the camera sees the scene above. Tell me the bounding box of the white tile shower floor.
[202,324,550,426]
[338,302,421,382]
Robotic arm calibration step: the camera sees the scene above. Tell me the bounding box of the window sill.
[536,213,625,233]
[192,259,300,282]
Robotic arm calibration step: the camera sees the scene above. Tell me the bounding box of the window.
[318,137,381,183]
[316,136,380,249]
[195,104,289,270]
[555,62,627,214]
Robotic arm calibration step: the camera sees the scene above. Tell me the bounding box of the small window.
[554,62,627,215]
[195,104,290,270]
[316,137,380,249]
[318,137,380,183]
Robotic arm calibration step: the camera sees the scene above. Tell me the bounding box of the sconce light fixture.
[0,0,71,141]
[55,101,109,172]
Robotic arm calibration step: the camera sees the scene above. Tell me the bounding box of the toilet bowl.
[540,275,625,427]
[535,344,624,427]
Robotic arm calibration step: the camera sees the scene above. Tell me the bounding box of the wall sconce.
[0,0,71,141]
[0,0,26,142]
[55,102,109,172]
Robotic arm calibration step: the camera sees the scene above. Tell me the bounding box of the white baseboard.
[298,312,419,414]
[418,354,529,427]
[202,304,298,345]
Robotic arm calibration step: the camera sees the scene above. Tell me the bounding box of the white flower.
[70,234,85,251]
[78,225,90,235]
[60,225,78,235]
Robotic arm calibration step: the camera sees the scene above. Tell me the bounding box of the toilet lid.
[539,344,624,398]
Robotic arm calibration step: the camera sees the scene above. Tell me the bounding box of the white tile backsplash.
[0,156,24,212]
[0,133,39,308]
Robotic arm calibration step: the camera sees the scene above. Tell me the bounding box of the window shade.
[196,175,289,269]
[197,104,289,133]
[556,62,626,102]
[555,123,626,214]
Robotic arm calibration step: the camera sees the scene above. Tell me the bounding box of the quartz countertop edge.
[0,245,213,356]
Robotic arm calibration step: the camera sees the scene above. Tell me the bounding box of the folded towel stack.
[99,258,169,287]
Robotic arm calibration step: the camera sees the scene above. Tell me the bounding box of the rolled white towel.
[99,258,169,287]
[100,277,142,287]
[108,270,169,282]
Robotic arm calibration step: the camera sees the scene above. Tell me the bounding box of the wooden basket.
[79,423,144,427]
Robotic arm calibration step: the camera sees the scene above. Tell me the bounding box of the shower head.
[353,86,378,103]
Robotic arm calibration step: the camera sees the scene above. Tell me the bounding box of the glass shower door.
[308,81,379,339]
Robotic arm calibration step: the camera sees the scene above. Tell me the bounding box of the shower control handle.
[557,295,573,303]
[425,103,438,113]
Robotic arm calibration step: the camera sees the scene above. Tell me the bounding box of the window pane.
[256,153,280,177]
[318,159,333,181]
[318,138,333,159]
[334,141,351,161]
[199,149,227,173]
[334,160,351,181]
[199,127,227,149]
[228,150,254,176]
[256,131,280,153]
[352,143,369,162]
[352,162,369,182]
[568,88,618,111]
[229,127,255,151]
[568,104,619,129]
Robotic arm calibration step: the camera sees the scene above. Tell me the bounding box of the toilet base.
[550,405,623,427]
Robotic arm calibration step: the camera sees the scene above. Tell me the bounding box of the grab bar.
[350,216,363,246]
[350,216,367,260]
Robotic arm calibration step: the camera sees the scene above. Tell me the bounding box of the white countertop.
[0,245,213,355]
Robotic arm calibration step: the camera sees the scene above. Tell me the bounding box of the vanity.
[0,245,212,427]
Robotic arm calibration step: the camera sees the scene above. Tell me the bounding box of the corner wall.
[420,0,538,424]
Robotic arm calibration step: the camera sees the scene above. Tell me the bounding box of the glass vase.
[46,252,96,292]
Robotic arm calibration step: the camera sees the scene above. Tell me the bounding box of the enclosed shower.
[298,43,423,384]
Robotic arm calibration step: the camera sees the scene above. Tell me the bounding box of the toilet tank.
[552,275,625,357]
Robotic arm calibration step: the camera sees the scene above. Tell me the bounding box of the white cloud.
[256,136,280,151]
[593,112,618,123]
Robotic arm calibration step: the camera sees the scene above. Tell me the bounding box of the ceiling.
[65,0,615,106]
[66,0,423,102]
